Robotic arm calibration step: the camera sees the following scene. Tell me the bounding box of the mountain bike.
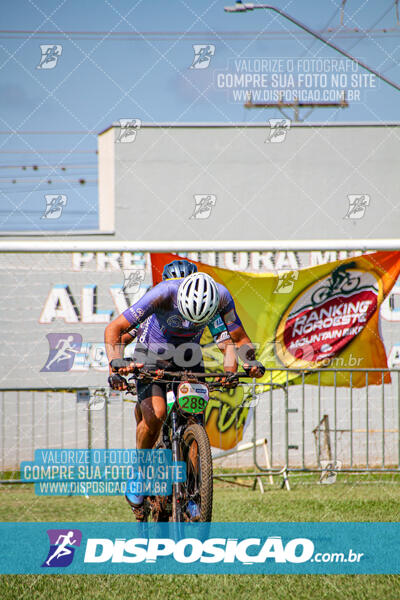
[111,362,250,522]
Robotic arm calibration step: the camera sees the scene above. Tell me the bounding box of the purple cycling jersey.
[122,279,242,350]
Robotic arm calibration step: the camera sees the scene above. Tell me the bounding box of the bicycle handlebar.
[110,359,254,382]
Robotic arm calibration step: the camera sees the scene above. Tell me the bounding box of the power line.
[0,28,400,39]
[343,1,396,53]
[299,4,341,58]
[1,182,98,193]
[0,131,98,135]
[0,150,97,154]
[0,164,96,169]
[1,177,97,183]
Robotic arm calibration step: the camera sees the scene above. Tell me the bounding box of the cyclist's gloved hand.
[108,373,127,390]
[215,371,238,389]
[243,361,265,378]
[110,358,144,375]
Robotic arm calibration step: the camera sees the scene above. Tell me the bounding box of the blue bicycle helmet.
[162,259,198,280]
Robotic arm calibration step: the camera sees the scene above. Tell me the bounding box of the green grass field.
[1,475,400,600]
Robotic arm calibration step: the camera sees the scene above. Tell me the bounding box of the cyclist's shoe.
[125,494,148,522]
[186,500,201,521]
[125,491,144,506]
[125,470,144,507]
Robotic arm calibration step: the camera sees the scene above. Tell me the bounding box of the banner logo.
[42,529,82,567]
[276,264,380,368]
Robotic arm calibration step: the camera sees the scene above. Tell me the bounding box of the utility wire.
[342,1,396,54]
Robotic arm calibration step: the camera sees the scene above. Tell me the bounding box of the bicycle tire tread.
[183,423,213,522]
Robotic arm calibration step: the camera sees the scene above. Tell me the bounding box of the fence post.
[46,392,49,449]
[32,391,35,461]
[105,394,109,450]
[301,371,305,469]
[285,371,289,468]
[269,369,273,467]
[75,392,78,450]
[317,371,321,465]
[1,391,4,471]
[382,371,385,469]
[366,371,369,469]
[16,391,20,468]
[252,378,257,470]
[334,370,337,465]
[87,402,92,451]
[350,370,353,468]
[398,371,400,469]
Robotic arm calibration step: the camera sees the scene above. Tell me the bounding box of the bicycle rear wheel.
[181,423,213,522]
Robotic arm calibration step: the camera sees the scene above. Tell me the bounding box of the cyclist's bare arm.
[214,336,238,388]
[216,336,238,373]
[104,314,143,376]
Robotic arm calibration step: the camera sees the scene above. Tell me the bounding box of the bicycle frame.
[121,368,252,522]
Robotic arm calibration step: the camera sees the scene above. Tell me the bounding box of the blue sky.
[1,0,399,231]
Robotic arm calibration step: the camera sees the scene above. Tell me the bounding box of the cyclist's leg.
[125,381,167,510]
[136,393,167,449]
[134,401,142,425]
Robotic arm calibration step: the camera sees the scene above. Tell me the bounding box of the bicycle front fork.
[170,411,183,522]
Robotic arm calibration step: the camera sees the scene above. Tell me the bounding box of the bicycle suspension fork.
[170,411,183,521]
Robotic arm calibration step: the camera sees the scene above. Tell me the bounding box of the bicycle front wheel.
[181,423,213,522]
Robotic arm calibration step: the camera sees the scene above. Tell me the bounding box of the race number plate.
[177,382,209,414]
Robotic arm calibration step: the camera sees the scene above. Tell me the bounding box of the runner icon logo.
[42,529,82,568]
[41,333,82,372]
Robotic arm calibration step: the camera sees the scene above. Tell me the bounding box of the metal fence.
[1,368,399,476]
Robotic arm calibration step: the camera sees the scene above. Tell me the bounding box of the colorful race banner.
[1,522,400,574]
[151,252,400,449]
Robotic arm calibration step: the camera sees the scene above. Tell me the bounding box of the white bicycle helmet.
[177,272,220,324]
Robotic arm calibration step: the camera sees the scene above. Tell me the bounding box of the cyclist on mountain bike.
[104,259,264,517]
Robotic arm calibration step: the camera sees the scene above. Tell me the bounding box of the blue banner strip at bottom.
[0,522,399,574]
